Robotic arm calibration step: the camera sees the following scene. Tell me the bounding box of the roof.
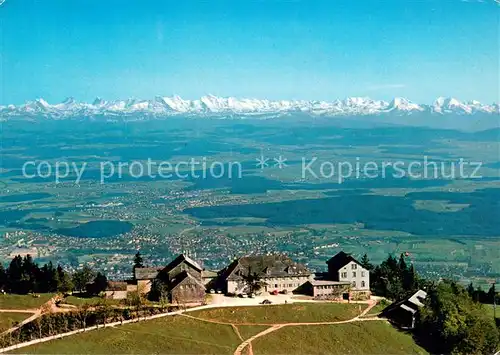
[400,304,417,314]
[164,254,203,274]
[201,270,218,278]
[382,289,428,316]
[134,267,162,280]
[224,254,310,280]
[326,251,362,272]
[407,289,427,307]
[169,270,205,291]
[133,255,202,280]
[106,281,127,291]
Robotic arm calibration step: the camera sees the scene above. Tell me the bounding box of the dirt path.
[0,298,383,354]
[231,324,244,341]
[0,302,224,354]
[0,311,40,335]
[234,325,282,355]
[180,313,282,327]
[0,296,61,336]
[233,299,381,355]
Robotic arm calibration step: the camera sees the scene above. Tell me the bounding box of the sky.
[0,0,498,105]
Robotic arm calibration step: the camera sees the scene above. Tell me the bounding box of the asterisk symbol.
[273,155,288,169]
[256,154,269,169]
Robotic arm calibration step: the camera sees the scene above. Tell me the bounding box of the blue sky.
[1,0,498,105]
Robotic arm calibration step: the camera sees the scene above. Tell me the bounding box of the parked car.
[261,299,272,304]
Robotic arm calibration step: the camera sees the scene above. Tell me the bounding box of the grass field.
[0,294,53,310]
[234,325,270,340]
[190,303,364,324]
[12,303,427,354]
[0,312,34,332]
[362,299,391,317]
[251,322,427,355]
[63,296,120,307]
[12,315,242,354]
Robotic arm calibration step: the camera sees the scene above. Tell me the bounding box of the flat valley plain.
[0,117,499,286]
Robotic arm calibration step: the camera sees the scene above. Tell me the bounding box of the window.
[361,281,366,288]
[361,271,365,277]
[352,271,356,277]
[341,272,347,278]
[274,284,278,288]
[352,281,356,287]
[351,264,357,270]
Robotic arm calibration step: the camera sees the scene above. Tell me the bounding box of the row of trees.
[0,255,107,296]
[0,302,181,348]
[467,282,499,305]
[360,253,431,300]
[361,253,499,354]
[417,280,499,354]
[362,253,498,306]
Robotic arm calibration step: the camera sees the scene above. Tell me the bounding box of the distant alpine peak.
[92,97,106,106]
[1,95,498,119]
[35,98,50,107]
[433,96,477,114]
[61,97,75,104]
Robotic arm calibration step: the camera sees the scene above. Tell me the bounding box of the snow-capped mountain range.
[1,95,498,120]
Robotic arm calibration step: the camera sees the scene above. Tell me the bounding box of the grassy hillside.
[190,303,364,324]
[252,322,427,355]
[0,294,53,310]
[0,312,33,332]
[12,315,242,354]
[62,296,121,307]
[234,325,270,340]
[11,303,426,354]
[362,299,391,317]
